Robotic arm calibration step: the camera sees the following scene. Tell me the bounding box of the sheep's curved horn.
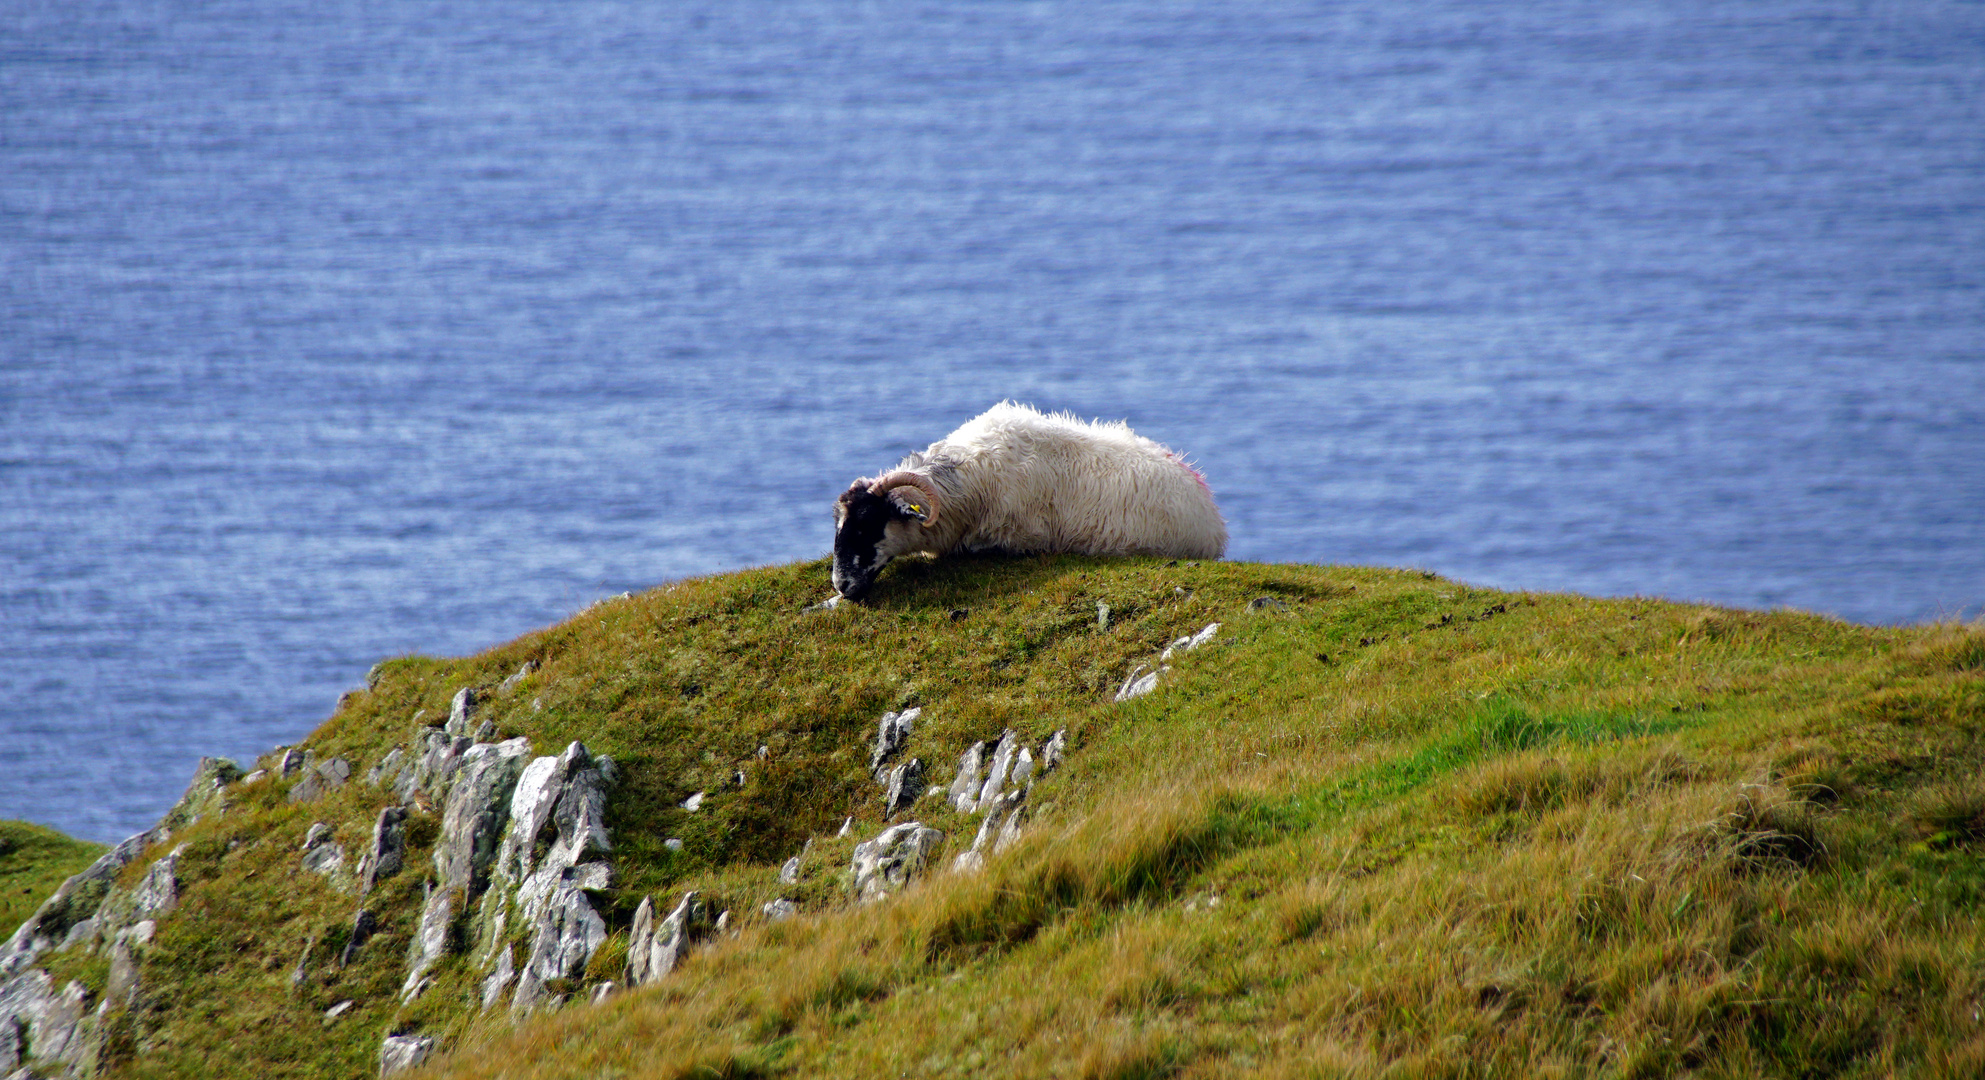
[869,470,942,527]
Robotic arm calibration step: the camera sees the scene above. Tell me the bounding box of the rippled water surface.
[4,0,1982,840]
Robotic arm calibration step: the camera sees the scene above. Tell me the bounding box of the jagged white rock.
[379,1034,435,1076]
[883,758,926,816]
[625,892,709,988]
[851,823,943,902]
[511,883,608,1016]
[974,730,1018,813]
[1114,663,1167,702]
[948,741,985,812]
[1159,622,1220,661]
[400,886,453,1003]
[868,707,919,780]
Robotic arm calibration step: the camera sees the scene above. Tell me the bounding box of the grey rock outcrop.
[480,945,515,1010]
[973,731,1019,813]
[379,1034,435,1077]
[883,758,925,817]
[3,826,167,979]
[163,757,242,829]
[948,741,986,812]
[434,739,533,900]
[1039,729,1067,772]
[499,661,538,694]
[625,892,712,988]
[868,708,919,781]
[949,728,1066,874]
[364,747,406,788]
[288,757,352,804]
[495,743,614,923]
[357,807,408,894]
[129,847,182,919]
[0,973,95,1076]
[399,886,455,1004]
[955,790,1027,874]
[1113,623,1219,703]
[851,823,943,903]
[300,825,345,880]
[446,687,480,737]
[340,909,378,967]
[510,883,608,1015]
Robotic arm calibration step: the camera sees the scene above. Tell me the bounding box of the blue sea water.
[2,0,1981,842]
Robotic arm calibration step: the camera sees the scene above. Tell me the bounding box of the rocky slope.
[4,555,1983,1078]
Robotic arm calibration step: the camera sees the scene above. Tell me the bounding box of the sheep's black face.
[832,485,902,601]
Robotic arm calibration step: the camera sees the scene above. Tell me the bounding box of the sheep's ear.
[885,487,935,524]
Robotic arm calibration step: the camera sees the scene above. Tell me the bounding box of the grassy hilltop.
[11,555,1985,1078]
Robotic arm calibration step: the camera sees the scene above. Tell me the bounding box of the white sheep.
[831,401,1226,600]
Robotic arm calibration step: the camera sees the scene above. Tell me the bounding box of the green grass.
[0,820,108,940]
[28,555,1985,1078]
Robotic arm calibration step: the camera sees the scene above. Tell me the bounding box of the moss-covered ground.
[21,554,1985,1078]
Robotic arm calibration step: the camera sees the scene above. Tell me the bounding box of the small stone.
[1247,597,1287,612]
[779,856,801,885]
[681,791,705,812]
[1159,622,1220,661]
[499,660,538,694]
[379,1034,435,1076]
[804,595,844,613]
[1038,730,1068,775]
[340,909,378,967]
[301,839,346,879]
[1114,664,1166,702]
[591,982,616,1004]
[837,817,854,838]
[324,1000,355,1020]
[762,899,798,922]
[1097,601,1110,630]
[664,838,684,852]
